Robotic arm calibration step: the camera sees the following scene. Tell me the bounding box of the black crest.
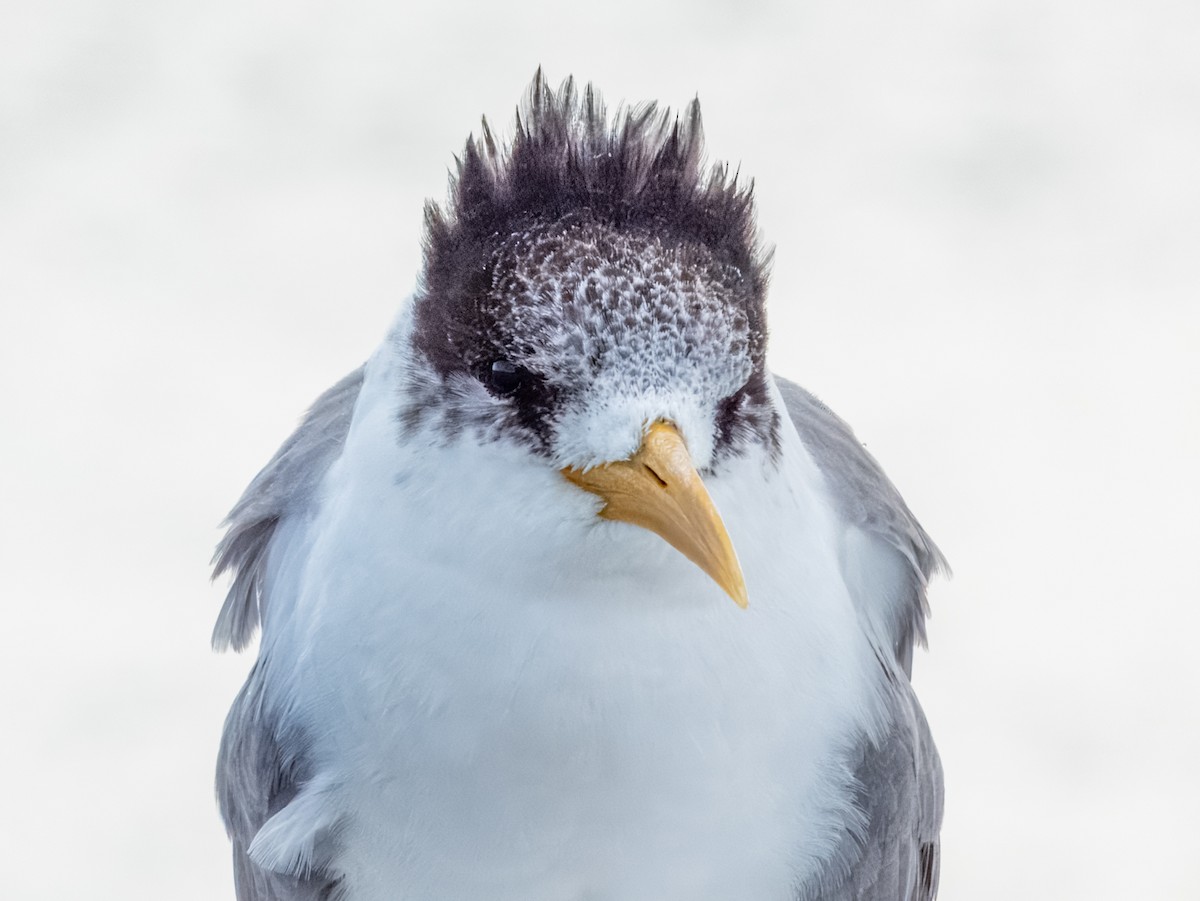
[415,72,770,374]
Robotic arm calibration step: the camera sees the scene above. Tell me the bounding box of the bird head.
[400,72,777,607]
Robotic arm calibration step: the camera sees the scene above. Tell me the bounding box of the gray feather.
[798,680,943,901]
[216,662,342,900]
[776,375,945,899]
[213,371,363,899]
[211,366,365,651]
[774,375,948,673]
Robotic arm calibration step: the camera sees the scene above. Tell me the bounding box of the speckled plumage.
[402,215,776,467]
[405,72,773,466]
[213,73,946,900]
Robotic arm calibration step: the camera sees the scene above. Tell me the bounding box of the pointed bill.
[562,421,748,607]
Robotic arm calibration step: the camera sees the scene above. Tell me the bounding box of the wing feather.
[216,662,343,900]
[775,375,945,900]
[213,369,364,899]
[211,367,365,651]
[804,682,943,901]
[774,375,947,671]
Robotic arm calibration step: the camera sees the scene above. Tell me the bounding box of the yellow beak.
[561,421,748,608]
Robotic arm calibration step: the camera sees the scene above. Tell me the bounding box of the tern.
[213,72,947,900]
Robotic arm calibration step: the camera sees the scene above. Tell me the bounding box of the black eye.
[484,360,531,397]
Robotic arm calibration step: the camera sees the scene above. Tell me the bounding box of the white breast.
[256,347,884,901]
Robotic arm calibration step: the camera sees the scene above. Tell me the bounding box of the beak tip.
[727,582,750,609]
[716,567,749,609]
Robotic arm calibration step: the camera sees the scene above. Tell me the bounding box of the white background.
[2,1,1197,898]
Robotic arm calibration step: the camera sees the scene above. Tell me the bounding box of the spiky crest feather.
[420,71,769,316]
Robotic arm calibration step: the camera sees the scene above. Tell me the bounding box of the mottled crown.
[418,72,770,354]
[406,72,779,461]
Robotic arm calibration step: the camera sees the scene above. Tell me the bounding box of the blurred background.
[2,0,1197,897]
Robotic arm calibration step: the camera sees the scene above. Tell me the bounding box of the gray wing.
[806,681,944,901]
[212,366,365,652]
[775,375,945,900]
[214,367,365,900]
[774,375,947,675]
[217,664,342,900]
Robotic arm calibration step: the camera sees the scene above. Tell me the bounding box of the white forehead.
[489,221,756,468]
[497,223,752,388]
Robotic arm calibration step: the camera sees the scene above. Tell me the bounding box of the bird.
[212,72,947,901]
